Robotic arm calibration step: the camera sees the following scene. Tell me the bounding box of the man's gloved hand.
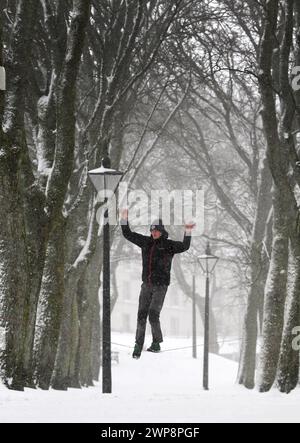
[185,222,196,234]
[121,208,129,221]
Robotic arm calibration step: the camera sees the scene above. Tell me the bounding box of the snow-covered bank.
[0,333,299,423]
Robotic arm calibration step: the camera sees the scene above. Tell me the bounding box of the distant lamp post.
[198,242,219,391]
[0,66,6,91]
[88,156,123,394]
[192,266,197,359]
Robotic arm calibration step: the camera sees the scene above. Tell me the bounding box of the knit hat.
[150,219,169,238]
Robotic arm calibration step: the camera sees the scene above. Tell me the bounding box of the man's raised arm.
[120,209,149,248]
[169,223,196,254]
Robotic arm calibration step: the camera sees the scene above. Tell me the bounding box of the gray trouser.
[135,283,168,347]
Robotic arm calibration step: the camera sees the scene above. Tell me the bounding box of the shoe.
[132,344,142,359]
[147,342,161,353]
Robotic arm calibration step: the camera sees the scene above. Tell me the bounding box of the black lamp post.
[88,157,123,394]
[198,242,219,391]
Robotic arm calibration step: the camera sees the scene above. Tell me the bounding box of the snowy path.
[0,334,299,423]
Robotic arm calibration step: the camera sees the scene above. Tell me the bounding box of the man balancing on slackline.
[120,209,196,359]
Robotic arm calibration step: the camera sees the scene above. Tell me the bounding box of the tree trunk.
[259,208,273,330]
[238,157,272,389]
[0,0,39,389]
[32,0,91,390]
[20,181,48,387]
[66,296,80,389]
[76,275,95,387]
[257,188,289,392]
[0,151,30,390]
[91,295,101,382]
[84,236,103,384]
[277,236,300,393]
[256,0,300,393]
[295,2,300,129]
[33,216,66,390]
[51,204,98,390]
[276,0,300,393]
[0,5,4,126]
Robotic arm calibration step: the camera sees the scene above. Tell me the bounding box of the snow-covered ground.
[0,332,299,423]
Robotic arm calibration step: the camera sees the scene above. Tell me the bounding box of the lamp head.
[101,156,111,169]
[205,242,212,256]
[198,242,219,275]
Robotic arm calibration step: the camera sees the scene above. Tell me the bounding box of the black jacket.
[121,223,191,286]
